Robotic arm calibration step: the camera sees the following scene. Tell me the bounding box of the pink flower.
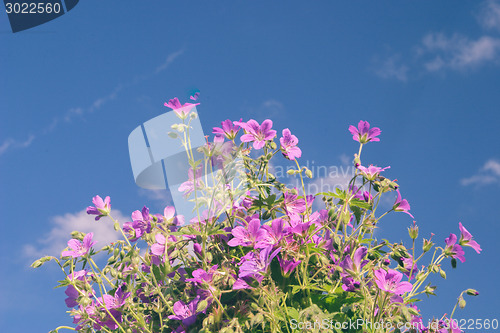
[357,164,390,181]
[234,119,277,149]
[373,268,413,294]
[213,119,242,140]
[280,128,302,160]
[164,97,199,118]
[445,233,466,263]
[348,120,381,143]
[458,222,482,254]
[393,190,414,219]
[86,195,111,221]
[62,233,96,258]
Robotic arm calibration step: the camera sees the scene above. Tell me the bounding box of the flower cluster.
[34,98,481,333]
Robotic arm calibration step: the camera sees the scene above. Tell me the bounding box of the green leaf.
[349,198,372,210]
[287,307,299,321]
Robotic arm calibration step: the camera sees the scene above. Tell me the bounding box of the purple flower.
[234,119,277,149]
[164,97,199,119]
[97,286,131,309]
[190,92,200,101]
[238,246,281,282]
[283,189,306,217]
[445,233,466,263]
[373,268,413,294]
[393,190,414,219]
[256,218,287,249]
[62,233,96,258]
[65,285,80,308]
[280,128,302,161]
[123,206,152,242]
[163,206,185,226]
[86,195,111,221]
[278,256,301,277]
[348,120,381,144]
[340,247,369,276]
[168,297,200,326]
[151,234,168,256]
[213,119,242,140]
[401,256,418,280]
[458,222,481,254]
[357,164,390,181]
[228,219,266,247]
[178,166,203,197]
[341,277,361,292]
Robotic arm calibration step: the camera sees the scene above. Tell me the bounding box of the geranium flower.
[444,233,466,263]
[278,256,301,276]
[393,190,414,218]
[213,119,242,140]
[373,268,413,294]
[86,195,111,221]
[283,189,306,217]
[150,233,177,256]
[234,119,277,149]
[178,166,203,198]
[256,218,287,249]
[280,128,302,161]
[238,246,281,281]
[61,233,96,258]
[228,219,266,247]
[168,296,201,327]
[348,120,381,143]
[164,97,199,119]
[357,164,390,181]
[458,222,482,254]
[123,206,152,242]
[401,256,418,280]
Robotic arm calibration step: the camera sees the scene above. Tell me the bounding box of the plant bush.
[33,97,481,333]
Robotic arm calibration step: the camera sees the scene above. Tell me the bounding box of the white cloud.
[242,99,285,120]
[420,33,500,71]
[375,55,409,81]
[155,49,185,74]
[460,159,500,186]
[0,135,35,156]
[23,209,128,259]
[478,0,500,31]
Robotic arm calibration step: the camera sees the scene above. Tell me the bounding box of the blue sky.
[1,1,500,331]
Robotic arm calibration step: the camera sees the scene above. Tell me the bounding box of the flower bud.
[408,223,419,240]
[439,269,446,279]
[71,231,85,241]
[424,285,437,296]
[459,297,466,309]
[304,168,313,179]
[466,289,479,296]
[269,141,277,150]
[422,238,433,253]
[168,132,178,139]
[190,112,198,119]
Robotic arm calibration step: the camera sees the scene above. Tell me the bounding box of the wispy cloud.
[23,209,128,259]
[477,0,500,31]
[155,49,184,74]
[242,99,285,120]
[460,159,500,186]
[375,1,500,80]
[375,55,409,81]
[138,188,174,211]
[0,135,35,156]
[420,33,500,71]
[1,48,184,157]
